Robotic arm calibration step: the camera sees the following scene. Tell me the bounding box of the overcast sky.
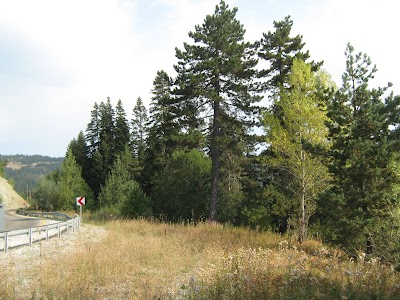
[0,0,398,157]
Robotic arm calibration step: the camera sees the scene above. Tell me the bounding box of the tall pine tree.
[131,97,148,165]
[114,99,131,157]
[320,44,400,258]
[174,0,260,221]
[143,70,179,193]
[258,15,322,92]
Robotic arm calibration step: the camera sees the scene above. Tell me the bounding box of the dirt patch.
[0,177,28,209]
[4,161,27,170]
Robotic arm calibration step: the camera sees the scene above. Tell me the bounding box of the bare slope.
[0,176,28,209]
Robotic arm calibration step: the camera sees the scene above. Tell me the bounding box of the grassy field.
[1,219,400,299]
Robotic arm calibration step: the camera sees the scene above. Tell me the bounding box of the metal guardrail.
[16,210,72,221]
[0,216,80,253]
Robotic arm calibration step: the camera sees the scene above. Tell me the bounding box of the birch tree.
[263,59,330,243]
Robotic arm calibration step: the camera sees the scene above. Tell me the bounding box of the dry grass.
[1,219,400,299]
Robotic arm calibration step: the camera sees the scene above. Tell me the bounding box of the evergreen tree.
[258,15,323,92]
[174,0,260,221]
[67,131,91,184]
[86,102,100,156]
[98,147,151,217]
[131,97,148,163]
[143,70,180,193]
[262,59,331,243]
[114,99,131,157]
[320,44,400,257]
[84,98,115,202]
[95,98,116,190]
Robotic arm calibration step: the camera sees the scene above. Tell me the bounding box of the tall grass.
[1,219,400,299]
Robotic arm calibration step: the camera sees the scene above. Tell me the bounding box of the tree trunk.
[209,100,220,222]
[298,150,306,244]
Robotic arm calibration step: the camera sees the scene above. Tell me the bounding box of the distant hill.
[0,155,63,199]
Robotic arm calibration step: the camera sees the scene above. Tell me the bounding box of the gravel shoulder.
[0,223,107,298]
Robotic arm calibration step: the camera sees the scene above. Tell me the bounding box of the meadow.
[1,219,400,299]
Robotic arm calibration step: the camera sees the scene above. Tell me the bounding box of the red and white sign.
[76,197,85,206]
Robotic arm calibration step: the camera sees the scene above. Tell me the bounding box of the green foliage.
[32,151,92,212]
[174,0,260,220]
[131,97,148,164]
[98,147,151,218]
[152,149,211,222]
[258,15,323,92]
[0,159,5,178]
[1,155,63,199]
[319,44,400,260]
[262,59,331,242]
[34,172,61,210]
[58,150,93,211]
[114,99,131,157]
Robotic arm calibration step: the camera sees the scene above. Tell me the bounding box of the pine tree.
[67,131,91,184]
[131,97,148,165]
[143,70,179,193]
[114,99,130,157]
[174,0,260,221]
[258,15,323,92]
[86,102,100,156]
[321,44,400,257]
[98,147,151,217]
[97,98,116,183]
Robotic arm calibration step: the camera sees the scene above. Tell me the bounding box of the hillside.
[0,176,28,209]
[0,154,63,198]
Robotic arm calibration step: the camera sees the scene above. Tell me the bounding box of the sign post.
[76,197,85,222]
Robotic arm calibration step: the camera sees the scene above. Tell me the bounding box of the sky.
[0,0,398,157]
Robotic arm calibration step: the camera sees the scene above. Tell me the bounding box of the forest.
[0,154,63,198]
[27,1,400,263]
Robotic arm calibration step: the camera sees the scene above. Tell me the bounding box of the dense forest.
[0,155,63,198]
[29,1,400,263]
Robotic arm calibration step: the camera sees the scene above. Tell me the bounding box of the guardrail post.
[46,225,49,242]
[4,232,8,253]
[58,223,61,238]
[29,228,33,247]
[0,204,4,232]
[67,220,70,236]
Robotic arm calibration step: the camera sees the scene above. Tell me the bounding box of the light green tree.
[98,147,151,217]
[262,59,331,243]
[58,150,93,210]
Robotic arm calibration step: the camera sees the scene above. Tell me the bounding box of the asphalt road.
[4,210,50,231]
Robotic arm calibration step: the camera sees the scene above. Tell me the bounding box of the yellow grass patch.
[1,219,400,299]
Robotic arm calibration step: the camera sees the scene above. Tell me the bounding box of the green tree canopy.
[320,44,400,258]
[98,146,151,217]
[174,0,260,221]
[262,59,331,243]
[152,149,211,222]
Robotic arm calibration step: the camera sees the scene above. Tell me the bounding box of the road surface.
[4,210,52,231]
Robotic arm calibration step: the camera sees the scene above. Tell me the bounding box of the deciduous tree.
[262,59,331,243]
